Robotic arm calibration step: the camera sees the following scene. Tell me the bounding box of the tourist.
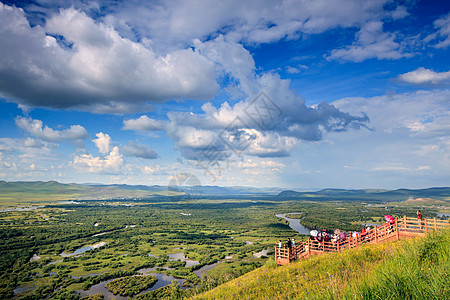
[366,226,371,240]
[287,238,292,249]
[277,240,282,249]
[361,226,366,242]
[417,210,423,229]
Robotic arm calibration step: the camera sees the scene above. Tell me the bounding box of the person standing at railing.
[366,226,371,241]
[286,238,293,258]
[417,210,423,229]
[276,240,282,259]
[361,226,366,242]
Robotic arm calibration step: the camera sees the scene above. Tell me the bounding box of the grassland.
[1,181,449,299]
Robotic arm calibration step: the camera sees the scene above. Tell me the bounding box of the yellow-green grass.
[193,228,449,299]
[388,197,450,208]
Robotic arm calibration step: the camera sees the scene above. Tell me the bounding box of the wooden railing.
[275,216,449,265]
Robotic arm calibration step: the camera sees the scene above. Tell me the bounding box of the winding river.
[275,213,312,235]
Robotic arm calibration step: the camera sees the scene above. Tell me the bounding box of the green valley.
[0,181,448,299]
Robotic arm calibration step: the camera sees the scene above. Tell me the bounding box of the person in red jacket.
[417,210,423,230]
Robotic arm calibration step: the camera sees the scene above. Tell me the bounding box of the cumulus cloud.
[0,1,408,110]
[327,21,414,62]
[0,1,413,114]
[122,142,158,159]
[0,4,218,113]
[15,116,88,145]
[93,132,112,154]
[122,116,164,131]
[397,67,450,85]
[73,146,123,173]
[98,0,393,50]
[161,37,370,161]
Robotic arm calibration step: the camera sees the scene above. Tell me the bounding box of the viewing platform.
[275,216,450,265]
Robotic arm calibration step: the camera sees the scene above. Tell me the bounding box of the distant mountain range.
[0,180,449,203]
[277,187,450,202]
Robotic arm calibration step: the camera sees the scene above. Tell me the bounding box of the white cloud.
[0,137,59,180]
[122,116,164,131]
[431,13,450,49]
[333,89,450,137]
[100,0,392,49]
[15,117,88,145]
[163,37,369,161]
[122,142,158,159]
[397,67,450,85]
[329,89,450,182]
[327,21,414,62]
[0,143,14,152]
[371,164,432,172]
[416,165,431,171]
[227,129,298,158]
[23,137,45,148]
[0,4,218,113]
[0,1,413,115]
[73,146,123,173]
[238,159,285,169]
[93,132,112,154]
[285,66,307,74]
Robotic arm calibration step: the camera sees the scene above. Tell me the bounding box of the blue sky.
[0,0,449,189]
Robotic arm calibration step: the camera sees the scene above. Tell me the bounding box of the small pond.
[60,241,106,257]
[168,252,199,268]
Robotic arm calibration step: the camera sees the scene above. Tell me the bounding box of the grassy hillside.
[193,228,449,299]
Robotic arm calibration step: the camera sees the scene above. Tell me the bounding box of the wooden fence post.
[434,218,437,231]
[375,226,378,243]
[337,240,340,252]
[275,246,277,264]
[397,218,400,240]
[424,219,428,234]
[403,215,407,230]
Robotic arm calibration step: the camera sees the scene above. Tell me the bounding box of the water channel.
[275,213,312,235]
[77,260,223,299]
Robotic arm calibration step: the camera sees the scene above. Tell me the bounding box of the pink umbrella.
[384,215,394,222]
